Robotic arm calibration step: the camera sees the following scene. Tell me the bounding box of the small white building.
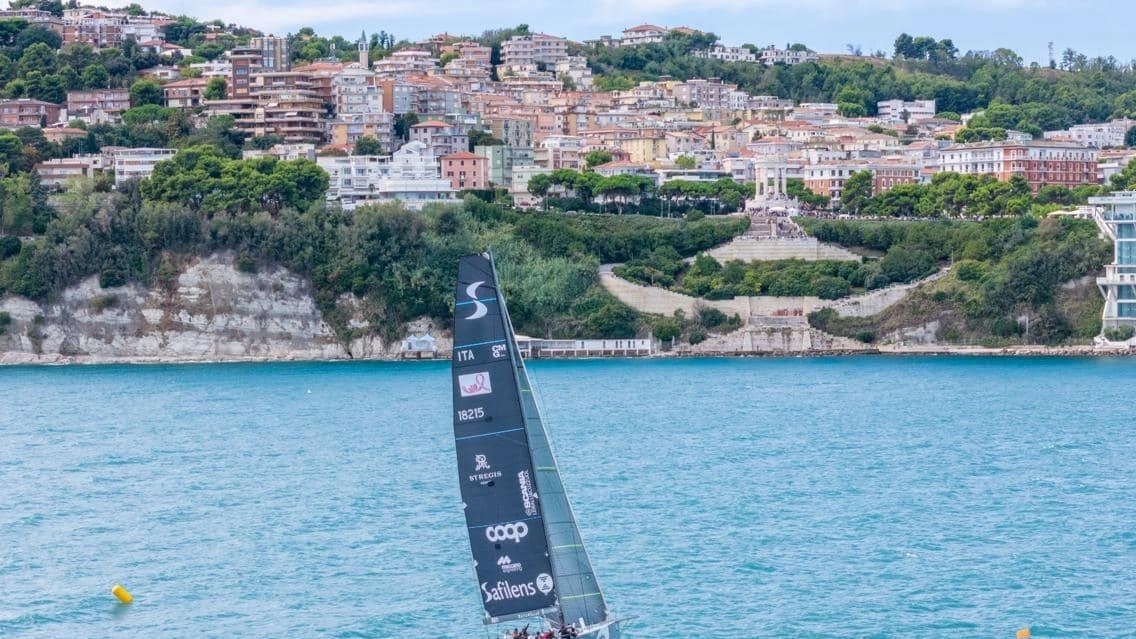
[374,141,456,209]
[877,99,937,123]
[108,147,177,185]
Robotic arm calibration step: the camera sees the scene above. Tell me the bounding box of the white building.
[1043,119,1135,149]
[620,24,668,46]
[877,99,937,123]
[500,33,568,68]
[375,141,456,209]
[759,46,818,66]
[109,147,177,185]
[1090,192,1136,331]
[693,45,756,63]
[317,154,390,209]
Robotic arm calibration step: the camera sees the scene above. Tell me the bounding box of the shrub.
[0,236,20,259]
[92,295,118,313]
[1103,325,1135,341]
[955,259,985,282]
[236,251,257,274]
[99,269,126,288]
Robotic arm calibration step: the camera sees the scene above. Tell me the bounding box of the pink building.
[440,151,489,191]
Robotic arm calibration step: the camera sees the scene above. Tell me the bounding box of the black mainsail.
[452,252,621,638]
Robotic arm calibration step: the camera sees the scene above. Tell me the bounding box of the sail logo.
[470,453,502,484]
[535,573,554,595]
[518,471,538,517]
[486,522,528,543]
[481,579,537,603]
[496,555,523,574]
[458,372,492,397]
[463,281,491,320]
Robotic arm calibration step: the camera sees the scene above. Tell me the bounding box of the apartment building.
[877,99,937,123]
[475,145,534,185]
[108,147,177,185]
[373,50,437,77]
[802,160,921,202]
[328,112,395,152]
[501,33,568,68]
[620,24,668,46]
[759,46,818,66]
[409,120,469,157]
[35,154,108,188]
[484,115,535,148]
[940,141,1099,191]
[0,99,63,127]
[1043,119,1135,149]
[440,151,490,190]
[163,78,209,109]
[251,35,291,72]
[66,89,131,117]
[693,45,757,63]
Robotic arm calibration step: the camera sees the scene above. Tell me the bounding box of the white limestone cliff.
[0,254,430,364]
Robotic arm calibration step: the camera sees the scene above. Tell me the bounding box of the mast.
[452,252,558,625]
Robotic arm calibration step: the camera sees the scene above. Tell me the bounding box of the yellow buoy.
[1016,628,1031,639]
[111,584,133,604]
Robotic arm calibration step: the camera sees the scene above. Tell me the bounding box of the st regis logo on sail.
[459,372,492,397]
[486,521,528,543]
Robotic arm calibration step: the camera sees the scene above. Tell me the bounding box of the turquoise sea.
[1,357,1134,639]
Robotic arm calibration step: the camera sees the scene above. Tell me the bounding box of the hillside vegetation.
[799,217,1110,345]
[0,180,746,341]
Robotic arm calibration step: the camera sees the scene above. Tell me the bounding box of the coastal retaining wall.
[600,264,948,320]
[0,254,408,364]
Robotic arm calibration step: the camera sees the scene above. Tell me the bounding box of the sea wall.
[0,254,427,364]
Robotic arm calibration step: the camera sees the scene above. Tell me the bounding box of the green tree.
[353,136,382,155]
[203,76,226,100]
[585,150,613,168]
[675,155,696,169]
[841,170,873,214]
[79,63,109,90]
[393,112,419,141]
[129,79,163,107]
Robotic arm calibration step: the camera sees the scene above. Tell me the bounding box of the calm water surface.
[1,357,1134,638]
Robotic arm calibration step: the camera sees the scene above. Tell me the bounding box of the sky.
[137,0,1135,64]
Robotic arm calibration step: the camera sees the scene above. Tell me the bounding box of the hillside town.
[2,4,1132,214]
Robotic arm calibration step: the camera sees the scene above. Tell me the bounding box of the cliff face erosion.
[0,254,406,364]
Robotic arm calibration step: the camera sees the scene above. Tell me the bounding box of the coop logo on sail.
[496,555,523,574]
[485,521,528,543]
[518,470,538,516]
[459,372,492,397]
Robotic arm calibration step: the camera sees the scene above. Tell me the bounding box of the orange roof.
[624,24,666,32]
[412,120,450,128]
[441,151,483,160]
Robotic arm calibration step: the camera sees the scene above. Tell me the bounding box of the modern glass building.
[1090,192,1136,328]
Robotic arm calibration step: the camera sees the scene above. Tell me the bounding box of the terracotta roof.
[412,120,450,128]
[441,151,482,160]
[624,24,666,32]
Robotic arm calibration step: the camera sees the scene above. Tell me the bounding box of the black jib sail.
[452,253,558,624]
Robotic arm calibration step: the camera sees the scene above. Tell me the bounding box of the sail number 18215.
[457,406,485,422]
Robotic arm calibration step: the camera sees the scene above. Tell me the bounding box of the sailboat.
[451,252,624,639]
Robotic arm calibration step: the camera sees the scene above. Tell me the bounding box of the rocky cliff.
[0,254,446,364]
